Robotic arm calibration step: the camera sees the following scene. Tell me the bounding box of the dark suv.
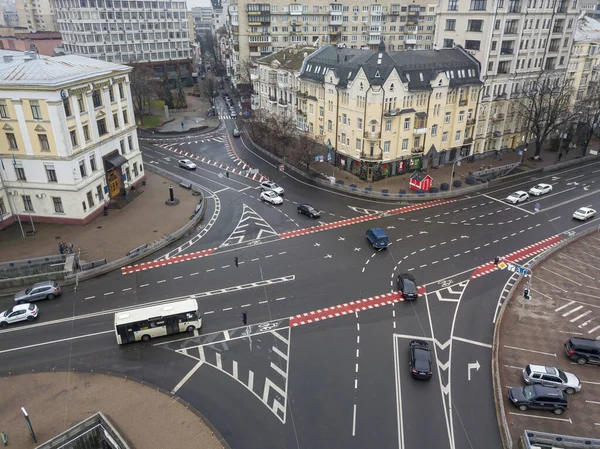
[565,337,600,365]
[507,385,568,415]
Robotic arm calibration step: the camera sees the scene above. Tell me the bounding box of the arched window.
[371,120,377,132]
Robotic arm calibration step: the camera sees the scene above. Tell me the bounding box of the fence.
[0,254,69,280]
[64,165,207,285]
[521,430,600,449]
[492,223,600,449]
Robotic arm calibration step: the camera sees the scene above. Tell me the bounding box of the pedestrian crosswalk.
[554,299,600,336]
[219,115,237,120]
[155,136,225,148]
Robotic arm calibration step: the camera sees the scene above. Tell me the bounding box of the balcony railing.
[268,96,277,103]
[464,137,473,144]
[360,151,383,160]
[411,147,424,154]
[278,99,289,107]
[500,47,514,55]
[363,131,381,139]
[467,118,476,125]
[297,109,306,117]
[553,26,564,33]
[459,99,468,106]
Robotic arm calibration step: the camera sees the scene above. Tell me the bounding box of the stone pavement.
[0,171,199,264]
[0,372,226,449]
[152,94,220,133]
[310,141,599,193]
[498,232,600,446]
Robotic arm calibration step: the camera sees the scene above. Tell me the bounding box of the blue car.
[366,227,389,249]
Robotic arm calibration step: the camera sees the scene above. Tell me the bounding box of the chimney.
[3,55,14,63]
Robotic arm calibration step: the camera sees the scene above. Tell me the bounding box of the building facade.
[435,0,580,154]
[192,6,213,38]
[15,0,58,31]
[0,50,144,230]
[226,0,438,86]
[295,44,482,181]
[0,31,62,56]
[568,15,600,103]
[55,0,194,81]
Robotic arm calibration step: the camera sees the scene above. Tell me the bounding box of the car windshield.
[25,288,31,294]
[403,278,417,293]
[522,385,536,399]
[267,191,276,197]
[557,369,568,382]
[414,348,430,371]
[534,185,543,189]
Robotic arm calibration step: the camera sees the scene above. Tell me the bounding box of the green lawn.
[138,115,162,129]
[150,99,165,108]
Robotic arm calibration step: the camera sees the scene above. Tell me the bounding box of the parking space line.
[582,380,600,386]
[562,305,583,317]
[508,412,571,423]
[570,310,592,322]
[588,324,600,334]
[504,345,556,357]
[575,291,600,299]
[541,267,582,286]
[536,276,569,293]
[555,300,575,312]
[587,400,600,404]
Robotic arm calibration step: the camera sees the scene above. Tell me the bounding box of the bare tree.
[516,73,575,158]
[129,64,158,118]
[201,75,217,100]
[574,82,600,154]
[290,131,323,172]
[236,59,256,99]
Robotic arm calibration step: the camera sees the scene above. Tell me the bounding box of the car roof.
[12,303,32,311]
[530,385,565,396]
[577,207,594,212]
[180,159,191,162]
[512,190,527,195]
[300,204,315,208]
[526,364,558,375]
[398,273,416,281]
[368,227,388,238]
[535,183,551,187]
[409,339,429,349]
[570,336,600,347]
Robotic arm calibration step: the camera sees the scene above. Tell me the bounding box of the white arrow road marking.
[314,242,321,247]
[467,361,480,381]
[438,360,450,371]
[338,237,346,241]
[324,254,332,259]
[435,339,452,351]
[354,247,361,251]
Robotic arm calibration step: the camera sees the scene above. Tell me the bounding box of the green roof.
[257,46,317,71]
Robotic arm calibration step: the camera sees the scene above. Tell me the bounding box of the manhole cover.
[97,226,102,229]
[153,230,158,233]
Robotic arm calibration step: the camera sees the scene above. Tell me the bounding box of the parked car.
[14,281,61,304]
[409,340,433,379]
[397,273,419,300]
[0,303,39,326]
[178,159,197,170]
[565,337,600,365]
[260,190,283,205]
[297,204,321,218]
[507,385,568,415]
[260,181,284,196]
[529,183,553,196]
[366,228,389,249]
[573,207,596,221]
[506,191,529,204]
[233,128,241,137]
[523,364,581,394]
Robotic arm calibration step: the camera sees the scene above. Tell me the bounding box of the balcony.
[297,109,306,117]
[500,47,514,55]
[553,26,564,34]
[268,96,277,104]
[250,73,259,81]
[369,37,382,45]
[363,131,381,140]
[492,113,505,120]
[467,118,476,125]
[411,147,424,154]
[278,100,289,108]
[405,37,417,45]
[330,17,343,25]
[289,8,302,15]
[413,127,427,134]
[493,131,501,137]
[360,151,383,160]
[459,99,468,106]
[464,137,473,144]
[278,79,290,89]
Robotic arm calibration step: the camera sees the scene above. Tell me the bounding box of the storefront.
[336,153,424,182]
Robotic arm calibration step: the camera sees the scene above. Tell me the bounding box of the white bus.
[114,298,202,344]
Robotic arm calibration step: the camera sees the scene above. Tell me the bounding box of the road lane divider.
[469,234,564,279]
[121,248,217,274]
[289,286,426,327]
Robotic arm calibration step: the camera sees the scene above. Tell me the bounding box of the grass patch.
[138,115,162,129]
[150,99,165,108]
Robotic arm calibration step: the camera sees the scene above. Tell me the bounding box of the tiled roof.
[0,50,132,88]
[299,45,482,90]
[257,46,318,71]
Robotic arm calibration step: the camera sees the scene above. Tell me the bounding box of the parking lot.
[499,232,600,442]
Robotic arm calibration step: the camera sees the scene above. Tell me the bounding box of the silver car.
[523,364,581,394]
[14,281,61,304]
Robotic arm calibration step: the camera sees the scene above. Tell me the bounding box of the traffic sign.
[497,261,507,270]
[516,266,528,275]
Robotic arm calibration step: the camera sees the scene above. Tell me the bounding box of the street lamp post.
[448,154,472,191]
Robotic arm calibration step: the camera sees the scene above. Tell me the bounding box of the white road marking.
[555,301,575,312]
[508,412,571,423]
[171,361,204,394]
[453,336,492,348]
[562,305,583,317]
[549,216,561,222]
[0,330,114,354]
[504,345,556,357]
[570,310,592,322]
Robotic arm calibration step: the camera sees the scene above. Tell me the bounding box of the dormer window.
[390,83,395,92]
[360,82,364,90]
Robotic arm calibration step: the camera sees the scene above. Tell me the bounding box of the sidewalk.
[0,171,199,264]
[152,95,220,134]
[0,372,226,449]
[310,142,598,193]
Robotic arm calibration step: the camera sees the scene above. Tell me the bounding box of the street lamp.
[448,154,473,191]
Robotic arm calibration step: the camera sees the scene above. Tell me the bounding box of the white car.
[260,190,283,205]
[506,191,529,204]
[261,181,284,196]
[178,159,197,170]
[0,303,38,326]
[529,183,553,196]
[573,207,596,221]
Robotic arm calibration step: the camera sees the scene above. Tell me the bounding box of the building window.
[443,38,454,48]
[83,125,90,141]
[97,118,107,136]
[120,139,125,154]
[118,83,124,99]
[22,195,33,212]
[15,166,26,181]
[122,109,129,125]
[402,138,409,150]
[455,130,462,141]
[445,19,456,30]
[70,130,78,147]
[109,86,115,103]
[383,141,390,153]
[465,40,481,50]
[38,134,50,152]
[404,118,410,130]
[127,135,133,152]
[442,131,448,142]
[82,201,87,212]
[77,95,86,113]
[385,120,392,131]
[470,0,487,9]
[467,19,483,32]
[0,197,6,216]
[96,184,104,202]
[458,111,465,122]
[356,138,361,151]
[431,124,438,136]
[357,118,363,130]
[45,165,57,182]
[328,120,333,132]
[448,0,458,10]
[52,197,64,213]
[0,100,9,118]
[133,162,138,177]
[90,154,97,172]
[63,98,72,117]
[79,159,87,178]
[87,191,94,208]
[92,89,102,108]
[113,113,119,129]
[445,112,451,123]
[30,100,42,120]
[6,133,17,149]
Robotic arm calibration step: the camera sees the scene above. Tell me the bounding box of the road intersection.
[2,109,600,449]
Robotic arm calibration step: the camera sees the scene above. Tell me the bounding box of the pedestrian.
[494,150,498,159]
[68,242,74,254]
[558,152,563,162]
[59,242,64,255]
[565,146,569,156]
[499,150,503,161]
[181,122,184,129]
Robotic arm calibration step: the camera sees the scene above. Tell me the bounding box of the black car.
[507,385,568,415]
[297,204,321,218]
[565,337,600,365]
[397,273,418,300]
[409,340,432,379]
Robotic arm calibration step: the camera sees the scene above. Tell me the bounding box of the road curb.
[491,225,600,448]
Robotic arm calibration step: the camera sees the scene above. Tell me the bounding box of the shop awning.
[105,153,128,169]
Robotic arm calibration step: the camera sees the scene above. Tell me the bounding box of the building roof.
[0,50,132,88]
[257,46,317,71]
[299,44,482,90]
[575,15,600,42]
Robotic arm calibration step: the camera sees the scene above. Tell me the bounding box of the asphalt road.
[3,117,600,449]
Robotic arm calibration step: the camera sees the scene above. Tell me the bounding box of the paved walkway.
[153,95,220,133]
[0,171,199,264]
[0,372,226,449]
[498,232,600,445]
